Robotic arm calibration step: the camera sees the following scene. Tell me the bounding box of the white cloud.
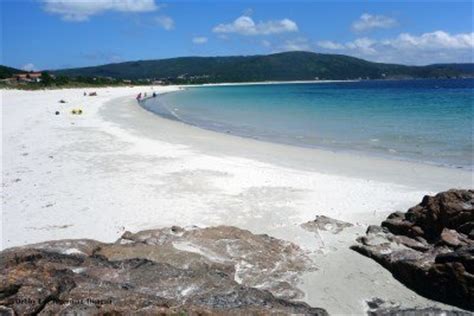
[213,15,298,36]
[192,36,208,44]
[41,0,158,22]
[352,13,397,32]
[263,37,311,52]
[22,63,37,71]
[279,38,311,51]
[261,40,271,47]
[155,15,174,30]
[316,30,474,64]
[389,31,473,50]
[345,38,377,55]
[316,40,344,50]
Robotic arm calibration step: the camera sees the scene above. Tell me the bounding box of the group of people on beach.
[136,91,157,101]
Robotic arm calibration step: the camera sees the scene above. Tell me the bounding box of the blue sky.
[2,0,473,70]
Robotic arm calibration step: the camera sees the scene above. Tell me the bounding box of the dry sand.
[1,86,472,314]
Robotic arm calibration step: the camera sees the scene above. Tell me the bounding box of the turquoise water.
[143,79,473,169]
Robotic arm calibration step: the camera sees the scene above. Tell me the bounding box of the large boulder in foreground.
[351,189,474,311]
[0,226,327,315]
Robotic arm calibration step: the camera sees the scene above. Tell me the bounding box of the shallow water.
[143,79,473,169]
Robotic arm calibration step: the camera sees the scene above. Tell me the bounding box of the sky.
[1,0,473,70]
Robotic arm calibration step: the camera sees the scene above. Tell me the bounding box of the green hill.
[0,65,26,79]
[48,51,473,82]
[430,63,474,74]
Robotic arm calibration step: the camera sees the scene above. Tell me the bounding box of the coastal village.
[0,70,209,88]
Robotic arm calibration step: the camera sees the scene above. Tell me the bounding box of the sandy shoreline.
[2,86,472,314]
[139,89,471,191]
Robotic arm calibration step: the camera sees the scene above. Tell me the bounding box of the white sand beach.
[2,86,472,314]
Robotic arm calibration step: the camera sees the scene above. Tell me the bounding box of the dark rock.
[170,225,184,234]
[382,189,474,242]
[366,225,387,234]
[0,306,14,316]
[440,228,470,248]
[366,297,391,310]
[391,234,430,252]
[301,215,353,234]
[352,189,474,311]
[0,226,327,315]
[458,222,474,236]
[435,245,474,272]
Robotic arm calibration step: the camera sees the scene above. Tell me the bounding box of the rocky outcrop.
[0,226,327,315]
[301,215,353,234]
[365,298,471,316]
[352,189,474,311]
[380,189,473,242]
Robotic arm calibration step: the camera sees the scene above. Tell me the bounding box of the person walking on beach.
[136,93,142,101]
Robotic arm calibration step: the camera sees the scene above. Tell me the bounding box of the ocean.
[142,79,473,169]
